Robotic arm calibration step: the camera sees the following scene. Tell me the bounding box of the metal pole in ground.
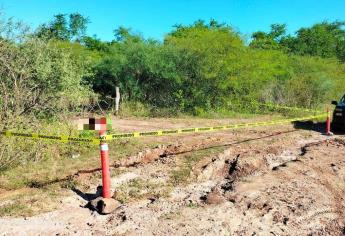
[99,125,111,198]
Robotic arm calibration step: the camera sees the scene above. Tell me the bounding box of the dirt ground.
[1,117,345,236]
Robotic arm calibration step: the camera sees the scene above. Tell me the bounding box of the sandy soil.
[0,118,345,236]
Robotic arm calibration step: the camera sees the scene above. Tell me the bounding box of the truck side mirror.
[331,101,338,105]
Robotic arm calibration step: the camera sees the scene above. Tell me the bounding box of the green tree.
[250,24,287,50]
[283,21,345,61]
[113,26,142,43]
[165,20,245,112]
[252,21,345,62]
[36,13,89,41]
[90,36,185,109]
[83,35,109,52]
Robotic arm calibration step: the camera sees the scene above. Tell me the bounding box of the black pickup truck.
[331,94,345,131]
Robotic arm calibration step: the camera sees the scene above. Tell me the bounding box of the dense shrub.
[88,21,345,114]
[0,15,95,169]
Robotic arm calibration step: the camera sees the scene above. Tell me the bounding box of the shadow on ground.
[293,121,345,135]
[72,186,102,201]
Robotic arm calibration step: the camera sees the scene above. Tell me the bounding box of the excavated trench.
[192,138,345,235]
[200,138,345,199]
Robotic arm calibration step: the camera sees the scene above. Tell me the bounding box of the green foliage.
[251,21,345,62]
[2,12,344,121]
[250,24,287,51]
[84,19,345,115]
[2,12,345,120]
[0,14,95,170]
[36,13,89,41]
[285,21,345,60]
[83,35,110,52]
[119,101,151,117]
[0,37,94,123]
[89,33,187,111]
[165,20,245,112]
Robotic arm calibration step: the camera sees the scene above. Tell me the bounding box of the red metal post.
[326,108,331,135]
[100,129,111,198]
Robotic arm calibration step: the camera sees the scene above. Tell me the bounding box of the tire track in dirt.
[293,139,345,233]
[174,137,345,235]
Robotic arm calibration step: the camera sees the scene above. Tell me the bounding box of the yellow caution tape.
[109,113,327,140]
[0,130,98,144]
[0,113,327,145]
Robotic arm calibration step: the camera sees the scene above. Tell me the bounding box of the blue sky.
[1,0,344,41]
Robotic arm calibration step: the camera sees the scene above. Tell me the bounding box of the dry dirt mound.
[200,138,345,235]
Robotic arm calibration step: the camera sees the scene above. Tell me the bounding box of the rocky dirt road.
[0,118,345,235]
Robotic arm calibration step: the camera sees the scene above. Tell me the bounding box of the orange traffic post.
[88,117,119,214]
[99,118,111,198]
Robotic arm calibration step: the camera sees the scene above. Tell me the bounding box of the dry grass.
[0,185,65,217]
[169,146,225,186]
[0,137,163,217]
[116,178,173,204]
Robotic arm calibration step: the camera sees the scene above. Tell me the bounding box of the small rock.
[88,197,121,214]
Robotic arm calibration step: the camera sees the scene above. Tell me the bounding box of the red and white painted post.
[99,118,111,198]
[80,117,118,214]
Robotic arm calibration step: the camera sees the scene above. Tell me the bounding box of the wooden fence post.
[115,87,120,115]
